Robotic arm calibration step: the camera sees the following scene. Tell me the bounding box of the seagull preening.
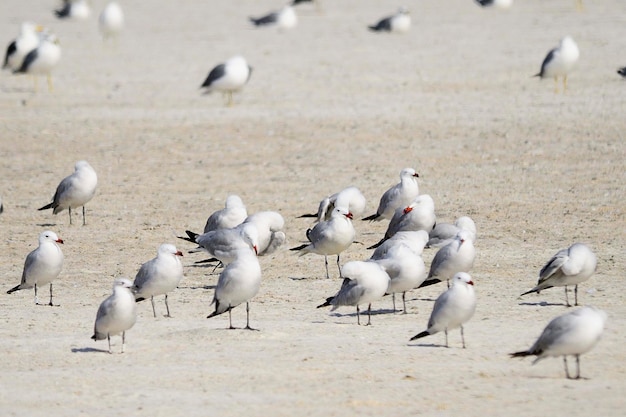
[317,260,390,326]
[92,278,137,354]
[427,216,476,248]
[510,306,606,379]
[133,244,184,318]
[410,272,476,348]
[14,31,62,93]
[207,247,262,330]
[290,207,355,279]
[98,2,124,41]
[520,242,597,307]
[7,231,64,306]
[298,186,367,223]
[420,230,476,288]
[55,0,91,20]
[362,168,420,221]
[249,4,298,30]
[200,55,252,106]
[534,36,580,93]
[38,160,98,225]
[3,22,44,72]
[368,7,411,33]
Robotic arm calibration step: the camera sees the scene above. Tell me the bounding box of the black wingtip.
[418,279,441,288]
[509,351,531,358]
[362,213,380,221]
[290,243,308,251]
[297,213,317,218]
[38,202,54,211]
[409,330,429,341]
[135,297,145,302]
[367,239,384,250]
[316,296,334,309]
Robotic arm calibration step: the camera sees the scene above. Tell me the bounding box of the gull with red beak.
[420,230,475,288]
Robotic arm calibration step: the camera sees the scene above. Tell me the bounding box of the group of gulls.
[1,160,607,379]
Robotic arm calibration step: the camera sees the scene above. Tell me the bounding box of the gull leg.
[34,283,39,305]
[444,329,449,348]
[48,283,54,306]
[565,286,571,307]
[244,302,258,331]
[574,285,579,306]
[228,307,235,329]
[356,305,360,325]
[82,206,86,225]
[323,256,330,279]
[336,255,341,278]
[402,292,408,314]
[563,356,571,379]
[461,325,466,348]
[121,331,126,353]
[69,207,73,225]
[392,293,397,313]
[164,294,171,318]
[575,355,581,379]
[366,303,372,326]
[107,335,112,354]
[150,296,157,318]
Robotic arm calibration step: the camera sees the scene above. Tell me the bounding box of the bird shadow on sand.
[518,301,568,307]
[407,342,450,349]
[71,347,110,354]
[36,223,57,228]
[179,285,217,290]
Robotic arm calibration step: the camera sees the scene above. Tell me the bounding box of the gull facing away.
[298,186,366,222]
[427,216,476,248]
[200,55,252,106]
[249,4,298,30]
[520,243,597,307]
[290,207,355,279]
[7,231,64,306]
[14,31,62,93]
[133,244,184,318]
[98,2,124,41]
[410,272,476,348]
[419,230,476,288]
[317,260,390,325]
[3,22,44,71]
[38,160,98,225]
[92,278,137,354]
[203,195,247,233]
[368,7,411,33]
[207,247,262,330]
[54,0,91,20]
[534,36,579,93]
[510,306,606,379]
[362,168,419,221]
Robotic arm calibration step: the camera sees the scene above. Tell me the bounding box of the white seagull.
[91,278,137,354]
[203,195,248,233]
[55,0,91,20]
[98,2,124,41]
[317,260,390,325]
[427,216,476,248]
[133,243,184,318]
[7,231,64,306]
[368,7,411,33]
[362,168,419,221]
[510,306,606,379]
[534,36,580,93]
[242,211,286,256]
[182,222,259,265]
[521,242,597,307]
[290,207,355,279]
[410,272,476,348]
[207,247,262,330]
[200,55,252,106]
[38,160,98,225]
[299,186,367,223]
[249,4,298,30]
[3,22,44,71]
[370,230,429,260]
[14,31,62,93]
[420,230,476,288]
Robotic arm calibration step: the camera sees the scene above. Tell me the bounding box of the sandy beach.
[1,0,625,415]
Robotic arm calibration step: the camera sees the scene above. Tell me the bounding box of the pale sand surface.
[1,0,625,416]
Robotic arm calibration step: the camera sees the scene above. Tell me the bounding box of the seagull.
[520,243,597,307]
[368,194,436,249]
[133,244,184,318]
[370,230,429,260]
[38,160,98,225]
[298,186,367,223]
[242,211,286,256]
[474,0,513,9]
[372,242,427,313]
[203,195,248,233]
[362,168,419,221]
[427,216,476,248]
[368,7,411,33]
[317,260,390,325]
[91,278,137,354]
[617,67,626,77]
[55,0,91,20]
[419,230,476,288]
[7,231,64,306]
[181,222,259,265]
[410,272,476,348]
[534,36,580,93]
[200,55,252,106]
[207,247,262,330]
[3,22,44,71]
[249,4,298,30]
[510,306,606,379]
[290,207,355,279]
[14,31,62,93]
[98,2,124,41]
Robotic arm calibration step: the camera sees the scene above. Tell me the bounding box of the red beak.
[345,212,353,219]
[56,238,64,244]
[253,245,258,255]
[468,280,474,286]
[175,250,183,257]
[403,206,413,214]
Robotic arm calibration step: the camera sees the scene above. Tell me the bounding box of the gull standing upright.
[520,242,597,307]
[427,216,476,248]
[200,55,252,106]
[534,36,580,93]
[420,230,475,288]
[368,7,411,33]
[317,260,390,325]
[3,22,44,71]
[92,278,137,354]
[510,306,606,379]
[7,231,64,306]
[362,168,419,221]
[299,186,367,222]
[410,272,476,348]
[133,243,184,318]
[207,247,262,330]
[38,160,98,225]
[290,207,355,279]
[249,4,298,30]
[98,2,124,41]
[203,195,248,233]
[14,31,62,93]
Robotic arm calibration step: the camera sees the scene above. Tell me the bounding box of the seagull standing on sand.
[299,186,366,222]
[92,278,137,354]
[520,243,597,307]
[510,306,606,379]
[203,195,248,233]
[38,160,97,225]
[317,260,390,325]
[98,2,124,41]
[534,36,579,93]
[201,55,252,106]
[249,4,298,30]
[290,207,355,279]
[182,222,259,265]
[368,7,411,33]
[7,231,64,306]
[410,272,476,348]
[362,168,419,221]
[420,230,476,288]
[207,247,262,330]
[427,216,476,248]
[133,244,184,318]
[3,22,43,71]
[14,31,62,93]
